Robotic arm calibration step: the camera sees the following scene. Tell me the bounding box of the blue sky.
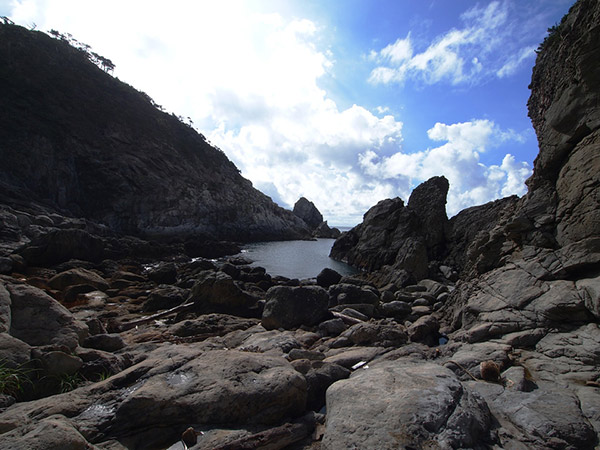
[1,0,574,225]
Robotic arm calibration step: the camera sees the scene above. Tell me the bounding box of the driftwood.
[117,301,195,332]
[212,414,316,450]
[331,310,364,326]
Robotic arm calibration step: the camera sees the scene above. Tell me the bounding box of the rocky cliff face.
[293,197,341,238]
[0,23,309,242]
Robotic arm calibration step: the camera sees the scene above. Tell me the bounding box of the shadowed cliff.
[0,23,309,242]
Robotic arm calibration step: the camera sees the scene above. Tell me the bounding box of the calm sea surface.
[241,238,358,280]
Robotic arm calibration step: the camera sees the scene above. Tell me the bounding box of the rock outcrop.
[0,1,599,449]
[293,197,341,238]
[0,23,309,243]
[330,176,449,281]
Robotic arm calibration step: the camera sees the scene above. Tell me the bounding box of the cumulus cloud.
[5,0,533,225]
[358,119,531,215]
[369,1,537,86]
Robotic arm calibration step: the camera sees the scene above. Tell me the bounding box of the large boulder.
[262,286,330,330]
[321,361,495,449]
[6,283,88,350]
[47,268,109,292]
[188,270,258,317]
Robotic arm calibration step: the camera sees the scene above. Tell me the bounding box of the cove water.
[241,238,357,280]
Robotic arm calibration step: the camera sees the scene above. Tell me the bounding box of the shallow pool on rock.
[241,239,358,280]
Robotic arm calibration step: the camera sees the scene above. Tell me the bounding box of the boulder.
[321,361,495,449]
[292,360,350,411]
[189,270,258,316]
[7,283,87,350]
[0,415,93,450]
[142,285,189,312]
[328,283,379,306]
[82,333,126,352]
[146,262,177,285]
[316,268,342,289]
[48,268,109,292]
[336,319,407,347]
[0,332,31,368]
[407,314,440,346]
[0,257,12,274]
[262,286,330,330]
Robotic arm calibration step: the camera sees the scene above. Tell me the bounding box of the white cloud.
[496,46,536,78]
[358,119,531,215]
[369,1,537,86]
[5,1,533,226]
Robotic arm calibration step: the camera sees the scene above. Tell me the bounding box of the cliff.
[0,23,309,242]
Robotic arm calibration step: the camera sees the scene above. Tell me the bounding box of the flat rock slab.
[0,344,307,448]
[321,361,494,449]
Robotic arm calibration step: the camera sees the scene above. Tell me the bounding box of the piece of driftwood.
[212,415,316,450]
[331,310,364,325]
[117,302,195,332]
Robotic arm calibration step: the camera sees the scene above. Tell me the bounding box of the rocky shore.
[0,0,599,448]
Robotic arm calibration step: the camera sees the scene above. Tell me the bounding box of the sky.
[1,0,575,226]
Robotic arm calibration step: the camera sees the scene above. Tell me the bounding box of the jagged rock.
[6,283,87,350]
[262,286,330,330]
[313,221,341,238]
[330,177,448,280]
[321,361,495,449]
[293,197,323,229]
[37,351,83,376]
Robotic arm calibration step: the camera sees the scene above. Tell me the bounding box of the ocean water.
[241,238,358,280]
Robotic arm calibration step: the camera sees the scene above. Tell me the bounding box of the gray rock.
[0,415,93,450]
[0,257,12,274]
[142,285,189,312]
[48,268,109,292]
[169,314,258,339]
[328,283,379,306]
[0,283,11,333]
[146,262,177,285]
[189,271,258,316]
[407,314,439,345]
[380,300,411,319]
[0,332,31,368]
[323,346,387,369]
[337,319,407,347]
[316,268,342,289]
[321,361,495,449]
[7,283,88,350]
[317,318,347,337]
[38,351,83,376]
[82,333,125,352]
[0,345,307,448]
[293,197,323,229]
[262,285,329,330]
